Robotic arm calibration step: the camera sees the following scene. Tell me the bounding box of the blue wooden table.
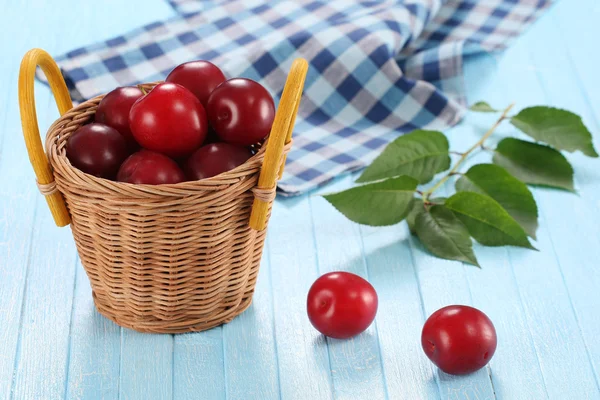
[2,1,600,399]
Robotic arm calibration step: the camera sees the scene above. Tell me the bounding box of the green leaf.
[406,198,424,235]
[445,192,535,249]
[493,138,575,191]
[469,101,499,113]
[407,197,447,235]
[510,107,598,157]
[456,164,539,239]
[356,130,450,184]
[323,176,418,226]
[415,205,480,266]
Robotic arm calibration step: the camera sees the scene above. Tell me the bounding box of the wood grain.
[0,69,39,400]
[65,262,120,400]
[267,196,334,400]
[360,216,440,399]
[173,327,225,400]
[222,238,280,399]
[120,331,173,400]
[469,32,600,398]
[534,4,600,387]
[458,57,549,400]
[310,176,387,400]
[10,200,77,400]
[2,0,600,399]
[408,222,497,399]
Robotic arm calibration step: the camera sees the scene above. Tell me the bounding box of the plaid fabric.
[40,0,550,195]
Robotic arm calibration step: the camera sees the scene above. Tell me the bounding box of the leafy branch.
[423,103,514,202]
[323,103,598,266]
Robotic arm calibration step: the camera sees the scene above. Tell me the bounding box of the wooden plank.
[0,70,39,400]
[173,327,225,400]
[0,102,51,399]
[10,99,79,398]
[64,261,121,400]
[10,215,76,400]
[119,332,173,400]
[173,246,279,400]
[5,9,85,392]
[222,238,280,399]
[447,118,549,400]
[457,8,600,398]
[267,195,334,400]
[461,239,549,398]
[408,213,497,399]
[309,176,387,400]
[360,221,440,399]
[552,0,600,115]
[458,55,549,399]
[502,29,600,394]
[0,5,51,397]
[463,247,549,400]
[513,1,600,390]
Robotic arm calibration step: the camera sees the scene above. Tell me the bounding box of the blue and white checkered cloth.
[41,0,550,195]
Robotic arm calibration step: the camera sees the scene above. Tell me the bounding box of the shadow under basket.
[19,48,308,333]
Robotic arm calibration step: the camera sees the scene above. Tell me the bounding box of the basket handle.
[19,48,72,227]
[249,58,308,231]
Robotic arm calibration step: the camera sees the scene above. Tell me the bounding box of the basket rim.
[46,84,276,196]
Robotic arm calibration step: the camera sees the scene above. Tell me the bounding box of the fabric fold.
[39,0,551,195]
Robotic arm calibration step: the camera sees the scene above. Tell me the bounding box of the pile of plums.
[66,60,275,185]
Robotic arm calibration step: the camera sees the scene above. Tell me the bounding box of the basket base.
[92,292,254,334]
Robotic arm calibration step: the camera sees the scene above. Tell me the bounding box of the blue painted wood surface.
[1,0,599,398]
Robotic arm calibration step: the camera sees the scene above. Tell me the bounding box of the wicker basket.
[18,48,307,333]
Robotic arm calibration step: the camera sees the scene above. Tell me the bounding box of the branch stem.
[422,103,514,200]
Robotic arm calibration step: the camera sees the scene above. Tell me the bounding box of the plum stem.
[422,103,514,201]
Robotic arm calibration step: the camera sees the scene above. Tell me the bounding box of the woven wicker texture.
[45,84,286,333]
[20,49,307,334]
